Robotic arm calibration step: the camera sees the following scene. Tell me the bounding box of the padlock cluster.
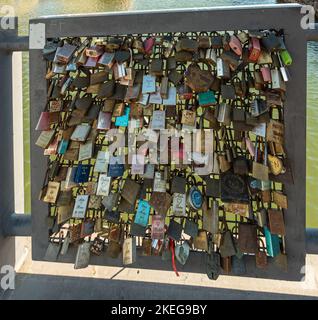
[36,30,292,277]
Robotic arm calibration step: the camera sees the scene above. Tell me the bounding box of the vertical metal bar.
[0,21,17,236]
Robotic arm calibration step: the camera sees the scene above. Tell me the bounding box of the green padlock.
[279,50,292,66]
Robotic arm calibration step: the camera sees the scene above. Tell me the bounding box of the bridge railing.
[0,4,317,281]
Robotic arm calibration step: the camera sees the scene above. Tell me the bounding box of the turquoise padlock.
[198,90,216,106]
[264,226,281,257]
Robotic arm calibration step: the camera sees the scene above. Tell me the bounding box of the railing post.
[0,17,31,237]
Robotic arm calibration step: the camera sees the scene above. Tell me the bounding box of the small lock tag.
[60,233,70,256]
[96,174,111,196]
[44,240,61,262]
[102,193,119,211]
[86,181,97,195]
[238,223,257,254]
[57,205,73,225]
[266,120,284,145]
[151,110,166,130]
[151,215,165,240]
[193,230,208,251]
[115,106,130,127]
[78,141,93,162]
[198,91,217,107]
[105,210,121,224]
[70,223,83,243]
[121,178,141,205]
[172,193,186,217]
[272,191,288,209]
[72,195,89,219]
[141,238,153,256]
[70,124,91,142]
[134,200,151,227]
[167,220,183,241]
[184,219,199,238]
[142,75,156,94]
[123,237,136,265]
[268,209,286,235]
[202,200,219,234]
[43,181,60,204]
[175,241,190,266]
[149,192,172,216]
[94,151,110,173]
[248,37,261,62]
[88,195,102,210]
[181,110,196,127]
[88,237,104,256]
[216,102,231,126]
[107,240,122,259]
[224,202,250,219]
[264,226,281,258]
[216,58,230,79]
[131,154,145,175]
[74,242,91,269]
[257,208,268,227]
[97,111,112,130]
[153,172,166,192]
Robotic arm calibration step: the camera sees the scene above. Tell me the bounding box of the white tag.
[65,167,78,190]
[94,151,110,173]
[162,87,177,106]
[149,87,163,104]
[153,172,166,192]
[142,75,156,94]
[78,141,93,162]
[72,195,89,219]
[138,93,150,106]
[142,128,159,143]
[71,124,91,142]
[252,123,266,138]
[123,238,136,265]
[29,23,45,49]
[172,193,186,216]
[131,154,145,175]
[96,174,111,196]
[151,110,165,130]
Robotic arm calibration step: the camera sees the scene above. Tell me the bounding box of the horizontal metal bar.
[306,24,318,41]
[3,213,31,237]
[0,36,29,52]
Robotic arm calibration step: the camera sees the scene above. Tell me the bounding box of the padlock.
[215,102,231,126]
[255,238,268,269]
[202,199,219,234]
[216,58,231,79]
[248,37,261,62]
[186,176,203,211]
[252,138,269,182]
[229,34,242,56]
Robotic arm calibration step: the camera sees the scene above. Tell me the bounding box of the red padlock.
[229,35,242,56]
[248,37,261,62]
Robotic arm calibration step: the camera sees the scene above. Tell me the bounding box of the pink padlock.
[143,37,155,55]
[229,35,242,56]
[260,66,272,83]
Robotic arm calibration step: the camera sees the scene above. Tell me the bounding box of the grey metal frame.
[28,4,312,280]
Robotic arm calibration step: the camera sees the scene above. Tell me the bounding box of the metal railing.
[0,4,317,280]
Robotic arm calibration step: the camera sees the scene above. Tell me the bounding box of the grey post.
[0,17,30,237]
